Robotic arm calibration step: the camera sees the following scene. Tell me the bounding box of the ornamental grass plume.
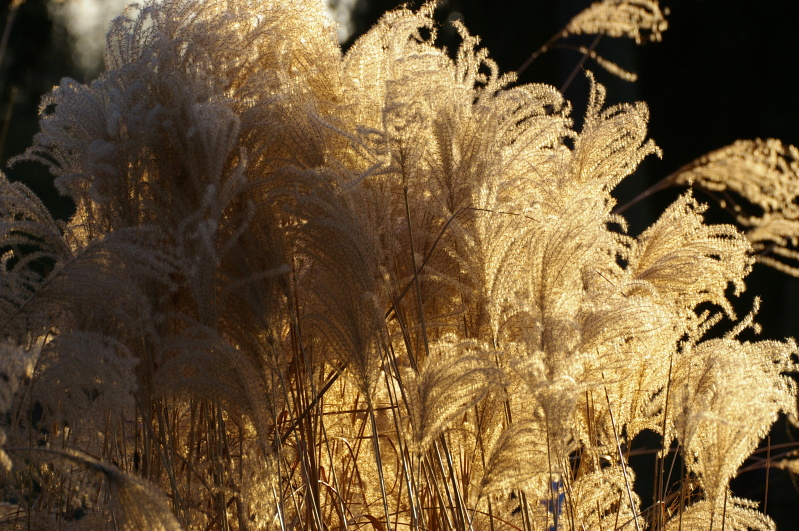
[1,0,798,529]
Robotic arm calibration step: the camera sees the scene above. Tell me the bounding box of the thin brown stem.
[561,34,602,93]
[613,156,712,216]
[764,435,771,515]
[517,28,569,76]
[602,372,642,531]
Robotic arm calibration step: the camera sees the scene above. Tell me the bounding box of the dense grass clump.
[1,1,798,529]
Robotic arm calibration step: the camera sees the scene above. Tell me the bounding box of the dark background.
[2,0,798,526]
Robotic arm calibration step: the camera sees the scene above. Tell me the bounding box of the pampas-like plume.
[480,419,553,497]
[14,448,183,530]
[567,0,668,43]
[672,332,798,504]
[402,336,505,454]
[673,139,799,276]
[627,192,753,318]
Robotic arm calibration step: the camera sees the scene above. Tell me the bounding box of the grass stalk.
[381,341,424,529]
[656,350,676,530]
[764,435,771,515]
[602,373,642,531]
[368,402,394,531]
